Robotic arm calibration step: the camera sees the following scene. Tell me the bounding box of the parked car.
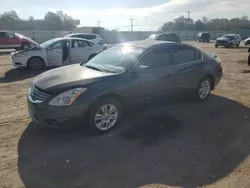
[65,33,104,44]
[0,31,37,50]
[196,32,210,42]
[244,37,250,46]
[147,33,181,43]
[11,37,104,70]
[27,40,222,134]
[215,34,241,48]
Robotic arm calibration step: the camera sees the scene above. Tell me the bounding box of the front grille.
[217,40,228,45]
[30,86,49,102]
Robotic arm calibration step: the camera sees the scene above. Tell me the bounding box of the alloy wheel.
[94,104,118,130]
[198,80,211,99]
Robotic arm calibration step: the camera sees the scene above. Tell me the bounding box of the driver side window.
[5,32,14,38]
[137,46,171,71]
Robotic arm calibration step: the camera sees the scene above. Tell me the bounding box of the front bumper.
[11,53,28,68]
[27,97,88,128]
[216,41,230,46]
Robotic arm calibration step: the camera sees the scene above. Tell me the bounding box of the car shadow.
[18,94,250,188]
[0,68,51,83]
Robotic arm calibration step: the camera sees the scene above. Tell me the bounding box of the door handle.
[165,74,172,79]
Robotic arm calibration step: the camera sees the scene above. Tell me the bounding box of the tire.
[215,44,218,48]
[88,54,97,60]
[236,43,240,47]
[87,98,122,135]
[196,76,212,101]
[21,43,30,50]
[27,57,45,70]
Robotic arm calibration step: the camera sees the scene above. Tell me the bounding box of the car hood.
[217,37,229,41]
[33,64,114,93]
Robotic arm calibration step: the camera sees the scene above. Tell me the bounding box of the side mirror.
[133,65,150,73]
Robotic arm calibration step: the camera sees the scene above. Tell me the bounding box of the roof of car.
[122,40,177,49]
[66,33,98,36]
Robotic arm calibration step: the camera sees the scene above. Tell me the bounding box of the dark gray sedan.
[27,40,222,134]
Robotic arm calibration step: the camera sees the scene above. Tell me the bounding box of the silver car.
[11,37,104,70]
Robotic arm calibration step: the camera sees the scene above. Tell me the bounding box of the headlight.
[15,52,28,57]
[49,88,87,106]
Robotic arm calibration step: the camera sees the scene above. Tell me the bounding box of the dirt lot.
[0,42,250,188]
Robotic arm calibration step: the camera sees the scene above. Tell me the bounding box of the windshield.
[14,33,23,38]
[40,38,61,48]
[85,45,144,73]
[222,35,234,40]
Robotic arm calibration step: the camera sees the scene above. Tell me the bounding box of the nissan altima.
[27,40,222,134]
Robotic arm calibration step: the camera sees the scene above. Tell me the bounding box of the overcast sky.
[1,0,250,30]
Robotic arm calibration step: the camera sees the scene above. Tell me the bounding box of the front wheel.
[215,44,218,48]
[196,77,212,101]
[27,57,45,70]
[87,98,122,135]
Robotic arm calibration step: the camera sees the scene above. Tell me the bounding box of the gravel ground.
[0,42,250,188]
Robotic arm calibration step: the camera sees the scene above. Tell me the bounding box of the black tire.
[27,57,45,70]
[88,54,97,60]
[215,44,218,48]
[195,76,212,101]
[236,43,240,47]
[87,98,122,135]
[21,43,30,50]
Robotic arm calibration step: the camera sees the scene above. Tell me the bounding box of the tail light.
[215,64,222,73]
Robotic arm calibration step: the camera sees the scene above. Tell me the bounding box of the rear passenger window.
[173,46,195,65]
[139,46,171,70]
[80,34,96,40]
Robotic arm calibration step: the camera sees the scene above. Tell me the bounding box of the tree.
[194,20,204,30]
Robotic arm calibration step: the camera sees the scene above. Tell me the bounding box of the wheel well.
[205,75,214,90]
[27,56,45,66]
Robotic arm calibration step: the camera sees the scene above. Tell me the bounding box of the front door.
[125,45,176,101]
[70,39,91,64]
[47,40,69,66]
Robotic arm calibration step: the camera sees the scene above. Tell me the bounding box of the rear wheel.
[236,43,240,47]
[87,98,122,135]
[196,77,212,101]
[215,44,218,48]
[27,57,45,70]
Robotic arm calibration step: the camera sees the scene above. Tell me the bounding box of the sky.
[1,0,250,31]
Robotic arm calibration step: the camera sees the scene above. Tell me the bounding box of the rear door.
[126,45,175,100]
[70,39,92,63]
[171,45,203,89]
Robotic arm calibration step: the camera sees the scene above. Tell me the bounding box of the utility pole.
[130,18,134,32]
[186,10,191,20]
[97,21,100,27]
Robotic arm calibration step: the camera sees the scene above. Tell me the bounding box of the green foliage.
[160,15,250,32]
[0,10,77,30]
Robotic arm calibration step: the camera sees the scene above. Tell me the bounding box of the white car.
[11,37,105,70]
[244,37,250,46]
[65,33,104,44]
